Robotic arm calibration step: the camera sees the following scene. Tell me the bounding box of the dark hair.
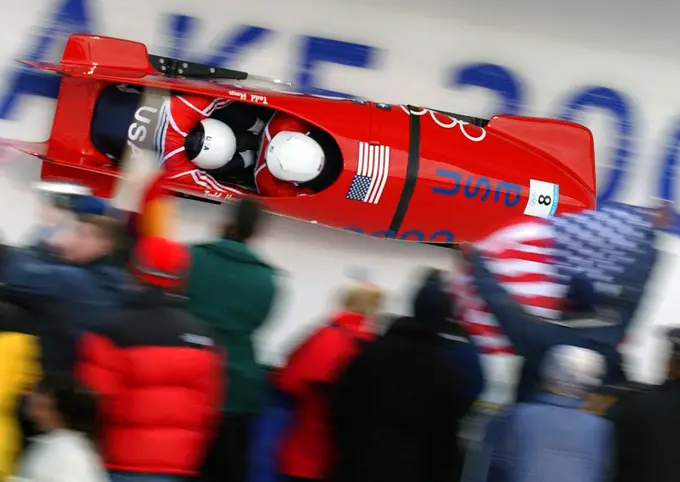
[420,268,444,286]
[0,242,9,268]
[224,198,262,242]
[413,279,453,322]
[35,373,99,440]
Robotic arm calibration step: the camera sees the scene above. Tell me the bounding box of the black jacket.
[581,380,652,420]
[328,316,472,482]
[612,380,680,482]
[0,287,72,375]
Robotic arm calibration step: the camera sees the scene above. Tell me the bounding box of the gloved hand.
[649,198,674,229]
[71,195,109,216]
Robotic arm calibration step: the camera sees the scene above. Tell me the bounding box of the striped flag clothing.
[451,203,654,354]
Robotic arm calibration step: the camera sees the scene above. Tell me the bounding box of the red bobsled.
[3,34,596,245]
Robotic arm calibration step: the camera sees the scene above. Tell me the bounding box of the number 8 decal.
[524,179,559,219]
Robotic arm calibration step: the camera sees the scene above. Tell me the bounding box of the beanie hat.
[72,195,109,216]
[565,272,597,311]
[129,236,190,288]
[413,277,453,324]
[664,326,680,357]
[541,345,605,397]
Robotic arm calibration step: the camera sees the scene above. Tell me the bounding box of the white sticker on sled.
[524,179,559,218]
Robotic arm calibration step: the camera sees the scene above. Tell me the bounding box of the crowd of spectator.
[0,190,678,482]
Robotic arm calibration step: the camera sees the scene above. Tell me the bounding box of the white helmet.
[266,131,324,183]
[192,119,237,170]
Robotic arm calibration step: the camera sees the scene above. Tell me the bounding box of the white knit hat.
[541,345,606,397]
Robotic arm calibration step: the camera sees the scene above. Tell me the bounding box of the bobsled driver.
[91,84,324,198]
[253,112,324,197]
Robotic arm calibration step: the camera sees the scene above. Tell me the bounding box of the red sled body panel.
[7,34,596,244]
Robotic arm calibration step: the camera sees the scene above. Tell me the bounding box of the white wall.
[0,0,678,398]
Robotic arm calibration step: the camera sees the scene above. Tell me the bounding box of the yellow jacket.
[0,302,41,482]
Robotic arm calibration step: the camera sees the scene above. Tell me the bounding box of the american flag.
[346,142,390,204]
[450,203,654,354]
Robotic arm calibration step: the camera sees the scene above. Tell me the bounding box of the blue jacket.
[1,248,127,370]
[441,323,486,402]
[470,393,612,482]
[247,383,294,482]
[469,232,658,403]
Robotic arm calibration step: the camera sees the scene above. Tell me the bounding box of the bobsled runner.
[2,34,597,245]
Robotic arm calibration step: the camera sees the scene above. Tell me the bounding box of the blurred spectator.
[72,196,110,217]
[580,379,651,420]
[470,345,611,482]
[426,268,485,403]
[11,373,107,482]
[468,218,659,402]
[0,298,41,481]
[75,236,223,482]
[612,327,680,482]
[328,276,472,482]
[187,198,277,482]
[2,215,128,372]
[29,182,94,249]
[246,367,294,482]
[275,282,383,482]
[107,170,177,265]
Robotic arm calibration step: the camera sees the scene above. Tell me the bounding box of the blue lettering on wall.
[0,0,93,119]
[556,86,635,205]
[658,117,680,234]
[432,168,521,207]
[450,62,524,116]
[344,227,455,243]
[0,5,379,114]
[164,14,195,59]
[165,14,273,67]
[297,36,377,96]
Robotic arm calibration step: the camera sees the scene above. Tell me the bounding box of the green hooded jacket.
[187,239,277,414]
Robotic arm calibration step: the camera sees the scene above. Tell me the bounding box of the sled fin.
[487,115,596,197]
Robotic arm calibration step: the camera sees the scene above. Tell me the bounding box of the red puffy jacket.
[75,291,224,475]
[276,312,375,480]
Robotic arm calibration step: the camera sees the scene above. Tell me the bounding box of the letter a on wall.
[0,0,94,119]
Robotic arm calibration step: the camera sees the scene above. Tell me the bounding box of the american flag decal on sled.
[346,142,391,204]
